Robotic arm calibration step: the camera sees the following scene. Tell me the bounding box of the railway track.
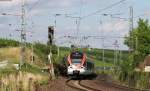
[65,79,101,91]
[95,79,143,91]
[66,78,144,91]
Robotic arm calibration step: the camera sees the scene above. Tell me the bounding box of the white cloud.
[98,20,128,35]
[0,0,20,7]
[26,8,44,17]
[114,20,128,31]
[0,24,5,27]
[101,22,113,32]
[59,0,72,7]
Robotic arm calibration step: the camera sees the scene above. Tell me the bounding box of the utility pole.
[20,0,26,69]
[65,15,81,46]
[53,14,61,58]
[135,37,138,51]
[29,31,34,63]
[119,49,122,64]
[100,20,105,70]
[128,7,134,86]
[129,6,134,53]
[75,17,81,46]
[31,41,34,63]
[57,46,60,57]
[114,41,116,66]
[113,40,119,66]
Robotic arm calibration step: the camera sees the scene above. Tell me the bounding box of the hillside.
[0,47,45,67]
[0,38,127,69]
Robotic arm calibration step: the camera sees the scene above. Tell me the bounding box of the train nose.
[73,70,80,75]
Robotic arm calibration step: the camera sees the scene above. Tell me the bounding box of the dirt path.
[39,77,78,91]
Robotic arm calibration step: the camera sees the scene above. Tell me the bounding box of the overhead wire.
[77,0,83,46]
[25,0,45,39]
[81,0,127,19]
[25,0,128,48]
[133,10,150,19]
[27,0,42,13]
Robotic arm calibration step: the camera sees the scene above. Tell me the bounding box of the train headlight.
[69,66,73,69]
[80,66,85,69]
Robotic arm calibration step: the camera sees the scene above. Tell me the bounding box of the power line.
[27,0,42,13]
[81,0,126,19]
[133,10,150,18]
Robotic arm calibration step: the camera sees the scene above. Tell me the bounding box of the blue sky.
[0,0,150,50]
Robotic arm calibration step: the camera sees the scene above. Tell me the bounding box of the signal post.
[48,26,55,80]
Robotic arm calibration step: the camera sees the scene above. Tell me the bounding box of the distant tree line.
[0,38,19,48]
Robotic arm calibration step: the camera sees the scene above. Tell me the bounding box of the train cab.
[67,51,87,75]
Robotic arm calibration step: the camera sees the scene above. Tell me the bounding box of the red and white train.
[66,51,95,76]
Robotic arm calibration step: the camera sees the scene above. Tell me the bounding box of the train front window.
[72,59,81,65]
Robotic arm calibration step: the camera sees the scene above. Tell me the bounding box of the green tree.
[124,19,150,66]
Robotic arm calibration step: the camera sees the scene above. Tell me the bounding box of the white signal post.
[48,51,55,80]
